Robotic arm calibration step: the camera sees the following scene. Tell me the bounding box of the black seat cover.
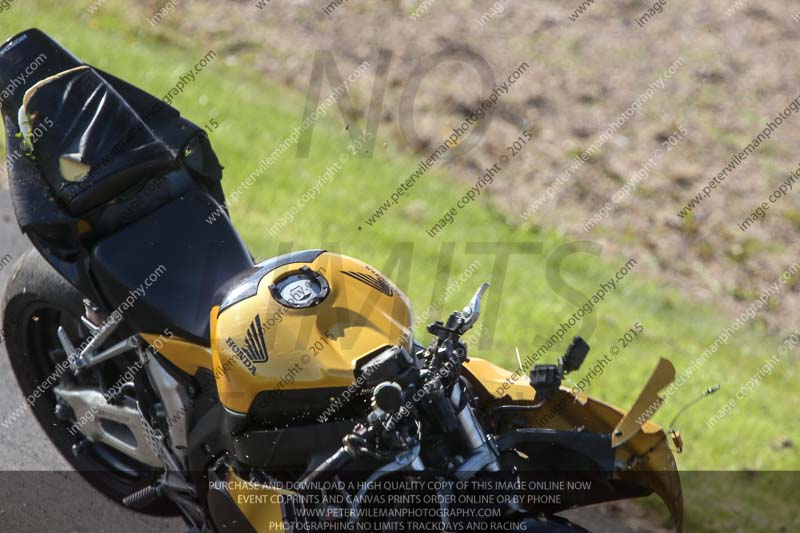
[91,191,254,344]
[0,28,225,232]
[21,66,177,215]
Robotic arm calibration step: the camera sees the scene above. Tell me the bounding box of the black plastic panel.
[217,249,326,313]
[233,421,354,468]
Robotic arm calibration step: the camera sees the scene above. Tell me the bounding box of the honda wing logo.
[341,270,394,297]
[226,314,269,375]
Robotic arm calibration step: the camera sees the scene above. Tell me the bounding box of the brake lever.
[457,283,489,334]
[427,283,490,345]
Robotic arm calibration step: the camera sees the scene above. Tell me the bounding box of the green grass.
[1,3,797,531]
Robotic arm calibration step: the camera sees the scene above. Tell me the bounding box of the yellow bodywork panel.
[464,354,682,530]
[211,252,413,413]
[225,470,295,532]
[612,357,675,447]
[140,333,213,376]
[463,357,535,401]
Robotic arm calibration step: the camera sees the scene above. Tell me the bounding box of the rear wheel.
[2,248,176,516]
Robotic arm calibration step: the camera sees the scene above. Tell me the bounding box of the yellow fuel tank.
[211,250,412,414]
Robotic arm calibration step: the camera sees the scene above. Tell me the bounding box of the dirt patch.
[124,0,800,335]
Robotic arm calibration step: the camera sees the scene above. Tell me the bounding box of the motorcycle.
[0,29,684,532]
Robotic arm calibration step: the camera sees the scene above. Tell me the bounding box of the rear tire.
[1,248,177,516]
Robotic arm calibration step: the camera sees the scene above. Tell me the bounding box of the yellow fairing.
[225,470,294,533]
[464,356,683,530]
[463,358,536,401]
[212,252,412,413]
[140,333,213,375]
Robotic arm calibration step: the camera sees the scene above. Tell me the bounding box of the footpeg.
[123,483,165,508]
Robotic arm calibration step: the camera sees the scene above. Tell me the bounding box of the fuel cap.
[269,266,329,308]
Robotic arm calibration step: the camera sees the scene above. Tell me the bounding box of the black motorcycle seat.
[91,191,254,345]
